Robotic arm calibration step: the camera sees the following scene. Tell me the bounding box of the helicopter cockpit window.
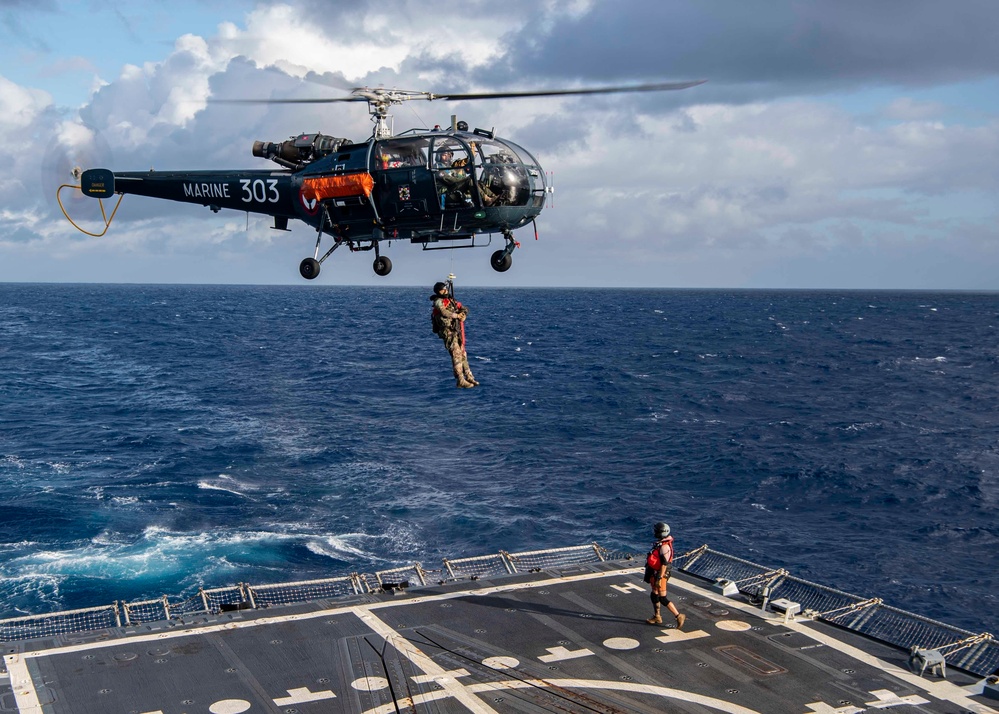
[470,138,532,207]
[432,139,470,169]
[374,138,430,169]
[433,139,474,208]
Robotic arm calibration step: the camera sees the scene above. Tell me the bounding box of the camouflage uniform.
[431,292,477,388]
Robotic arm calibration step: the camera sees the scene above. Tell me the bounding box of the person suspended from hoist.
[430,277,478,389]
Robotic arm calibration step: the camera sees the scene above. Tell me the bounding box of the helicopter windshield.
[372,134,545,210]
[467,137,536,208]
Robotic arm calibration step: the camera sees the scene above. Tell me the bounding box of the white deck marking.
[603,637,640,650]
[208,700,251,713]
[3,654,43,714]
[805,702,863,713]
[538,645,594,662]
[655,628,710,644]
[272,686,336,705]
[359,677,764,714]
[865,688,930,708]
[716,619,753,631]
[411,668,470,685]
[358,610,499,714]
[483,679,764,714]
[611,582,645,594]
[351,676,390,691]
[482,656,519,669]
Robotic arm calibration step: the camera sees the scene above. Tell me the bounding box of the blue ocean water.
[0,284,996,634]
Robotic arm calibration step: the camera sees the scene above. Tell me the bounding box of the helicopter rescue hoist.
[59,82,704,280]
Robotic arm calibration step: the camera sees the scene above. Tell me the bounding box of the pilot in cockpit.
[436,148,473,207]
[435,149,454,169]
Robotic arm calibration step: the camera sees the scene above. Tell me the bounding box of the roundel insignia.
[298,189,320,216]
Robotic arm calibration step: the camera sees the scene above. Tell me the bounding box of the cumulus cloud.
[0,74,51,129]
[543,97,998,275]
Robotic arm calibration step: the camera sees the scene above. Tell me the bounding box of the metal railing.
[0,544,608,643]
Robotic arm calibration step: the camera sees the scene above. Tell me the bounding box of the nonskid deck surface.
[3,561,996,713]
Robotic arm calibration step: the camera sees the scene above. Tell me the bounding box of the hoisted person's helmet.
[434,282,447,293]
[654,522,670,538]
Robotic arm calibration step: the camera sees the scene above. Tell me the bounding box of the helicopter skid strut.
[300,207,393,279]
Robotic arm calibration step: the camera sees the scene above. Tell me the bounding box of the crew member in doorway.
[431,281,478,388]
[643,522,686,629]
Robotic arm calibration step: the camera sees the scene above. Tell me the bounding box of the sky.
[2,0,998,289]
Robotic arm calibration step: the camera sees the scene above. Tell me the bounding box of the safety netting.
[676,545,999,677]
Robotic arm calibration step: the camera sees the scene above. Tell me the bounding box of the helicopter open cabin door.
[372,137,441,235]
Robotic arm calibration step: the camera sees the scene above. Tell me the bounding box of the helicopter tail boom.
[77,168,305,217]
[59,167,309,239]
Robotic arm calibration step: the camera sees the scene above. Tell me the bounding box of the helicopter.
[59,81,704,280]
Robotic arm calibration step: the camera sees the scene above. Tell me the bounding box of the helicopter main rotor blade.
[211,80,704,106]
[433,80,706,101]
[211,96,369,104]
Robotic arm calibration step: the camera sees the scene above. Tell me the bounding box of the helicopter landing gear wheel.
[490,249,513,272]
[373,255,392,276]
[490,229,519,273]
[300,257,321,280]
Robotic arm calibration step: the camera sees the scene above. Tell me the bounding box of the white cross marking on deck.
[273,686,337,706]
[804,702,863,713]
[538,645,594,663]
[412,668,471,685]
[864,688,930,708]
[655,628,710,644]
[610,582,645,594]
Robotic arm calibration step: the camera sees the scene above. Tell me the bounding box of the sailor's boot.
[645,604,662,625]
[675,612,686,630]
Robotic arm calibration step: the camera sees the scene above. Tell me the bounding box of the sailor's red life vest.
[645,536,674,570]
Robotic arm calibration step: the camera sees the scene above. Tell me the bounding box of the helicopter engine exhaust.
[252,133,350,170]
